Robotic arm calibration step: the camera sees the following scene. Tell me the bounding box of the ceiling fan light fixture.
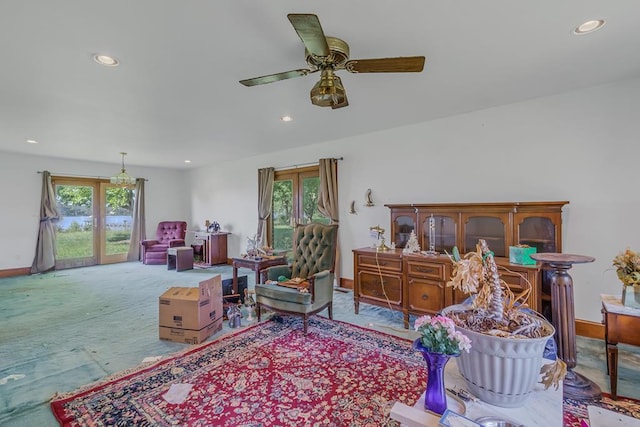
[110,152,136,186]
[310,69,346,107]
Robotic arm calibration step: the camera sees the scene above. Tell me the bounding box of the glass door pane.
[393,214,415,249]
[100,183,134,264]
[463,215,507,256]
[272,178,294,254]
[54,182,98,269]
[517,217,556,253]
[423,215,457,254]
[301,175,330,225]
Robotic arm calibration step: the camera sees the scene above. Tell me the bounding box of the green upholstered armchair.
[255,222,338,334]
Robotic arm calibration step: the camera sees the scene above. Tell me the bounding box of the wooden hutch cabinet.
[353,201,568,328]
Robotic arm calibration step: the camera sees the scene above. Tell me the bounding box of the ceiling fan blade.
[239,69,314,87]
[287,14,330,57]
[344,56,426,73]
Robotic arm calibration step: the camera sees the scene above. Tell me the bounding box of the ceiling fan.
[239,13,426,109]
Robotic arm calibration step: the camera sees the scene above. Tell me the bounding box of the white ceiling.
[1,1,639,169]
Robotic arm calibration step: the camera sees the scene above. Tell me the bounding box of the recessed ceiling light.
[25,139,38,144]
[93,54,119,67]
[281,116,292,122]
[573,19,606,35]
[184,160,191,163]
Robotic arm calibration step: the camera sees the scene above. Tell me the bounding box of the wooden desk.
[192,231,230,265]
[601,294,640,399]
[232,256,287,294]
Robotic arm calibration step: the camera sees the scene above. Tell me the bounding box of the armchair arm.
[168,239,186,248]
[140,239,159,248]
[308,270,333,305]
[262,265,293,282]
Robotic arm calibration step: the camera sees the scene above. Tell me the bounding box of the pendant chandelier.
[110,152,136,185]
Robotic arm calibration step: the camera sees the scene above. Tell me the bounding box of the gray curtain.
[257,167,275,245]
[127,178,146,261]
[318,158,340,285]
[31,171,60,274]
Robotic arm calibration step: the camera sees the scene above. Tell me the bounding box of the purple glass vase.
[413,338,455,415]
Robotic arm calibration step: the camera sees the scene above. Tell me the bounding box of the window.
[53,177,135,269]
[269,166,330,254]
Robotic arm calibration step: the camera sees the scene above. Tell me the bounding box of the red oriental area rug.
[564,394,640,427]
[51,317,426,426]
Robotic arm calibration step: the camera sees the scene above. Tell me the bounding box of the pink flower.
[414,314,471,355]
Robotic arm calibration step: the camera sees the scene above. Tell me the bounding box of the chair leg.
[303,314,308,335]
[257,303,261,322]
[328,302,333,320]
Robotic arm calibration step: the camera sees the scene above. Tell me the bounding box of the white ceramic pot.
[441,304,555,408]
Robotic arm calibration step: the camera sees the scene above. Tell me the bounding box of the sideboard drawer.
[407,278,446,314]
[357,254,402,272]
[406,260,446,280]
[358,271,402,305]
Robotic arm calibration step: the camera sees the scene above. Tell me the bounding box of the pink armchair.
[141,221,188,265]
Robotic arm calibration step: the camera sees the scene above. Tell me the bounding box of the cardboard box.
[509,245,537,265]
[159,275,223,343]
[159,317,223,344]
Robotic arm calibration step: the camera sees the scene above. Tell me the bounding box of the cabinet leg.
[354,299,360,315]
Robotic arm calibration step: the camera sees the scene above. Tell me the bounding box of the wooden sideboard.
[353,248,541,329]
[353,201,567,328]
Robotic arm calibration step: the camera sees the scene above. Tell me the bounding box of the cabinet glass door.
[419,214,457,254]
[392,212,416,248]
[462,214,509,256]
[516,216,557,253]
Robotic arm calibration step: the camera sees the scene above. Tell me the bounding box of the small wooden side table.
[530,252,601,400]
[232,256,288,295]
[601,294,640,399]
[167,246,194,272]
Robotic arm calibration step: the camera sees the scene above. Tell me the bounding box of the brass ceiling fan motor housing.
[305,36,350,69]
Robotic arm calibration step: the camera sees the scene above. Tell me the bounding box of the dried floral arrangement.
[446,239,551,338]
[445,238,565,389]
[612,247,640,286]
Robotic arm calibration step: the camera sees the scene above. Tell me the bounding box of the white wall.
[0,152,190,269]
[186,77,640,323]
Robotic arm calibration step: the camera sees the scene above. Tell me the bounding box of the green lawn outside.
[56,230,130,259]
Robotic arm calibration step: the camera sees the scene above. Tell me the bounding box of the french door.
[269,166,330,255]
[52,177,134,269]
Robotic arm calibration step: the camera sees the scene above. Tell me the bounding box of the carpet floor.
[1,261,640,426]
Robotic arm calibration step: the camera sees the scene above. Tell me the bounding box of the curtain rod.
[37,171,148,181]
[275,157,343,171]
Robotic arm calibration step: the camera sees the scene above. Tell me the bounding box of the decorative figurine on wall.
[349,200,357,214]
[365,189,374,207]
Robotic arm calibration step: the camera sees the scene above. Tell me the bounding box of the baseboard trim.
[0,267,30,278]
[575,319,604,340]
[340,277,353,290]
